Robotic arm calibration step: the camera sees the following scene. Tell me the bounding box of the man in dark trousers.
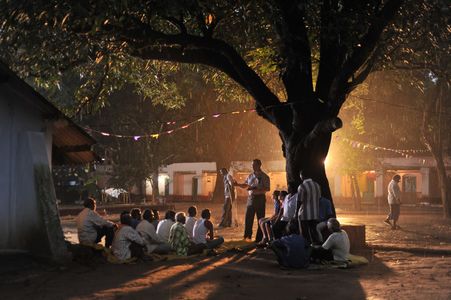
[236,159,270,242]
[296,170,321,245]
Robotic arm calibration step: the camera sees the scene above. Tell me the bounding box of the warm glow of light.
[324,156,330,168]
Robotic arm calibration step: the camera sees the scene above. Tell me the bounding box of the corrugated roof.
[0,61,98,165]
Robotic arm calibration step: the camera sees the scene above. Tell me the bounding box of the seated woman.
[269,222,310,269]
[136,209,172,254]
[311,218,350,262]
[257,190,287,247]
[193,209,224,249]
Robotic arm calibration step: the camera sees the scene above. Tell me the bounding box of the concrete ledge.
[342,225,366,252]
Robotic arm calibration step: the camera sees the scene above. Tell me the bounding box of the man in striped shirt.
[296,171,321,245]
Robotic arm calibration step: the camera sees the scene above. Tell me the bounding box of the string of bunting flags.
[82,104,429,163]
[84,108,256,140]
[335,135,429,159]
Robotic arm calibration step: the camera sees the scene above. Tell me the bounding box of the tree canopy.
[5,0,444,208]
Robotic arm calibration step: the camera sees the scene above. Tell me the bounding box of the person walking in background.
[218,168,235,228]
[235,159,270,242]
[384,174,402,230]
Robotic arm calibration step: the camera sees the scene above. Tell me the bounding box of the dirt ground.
[1,201,451,300]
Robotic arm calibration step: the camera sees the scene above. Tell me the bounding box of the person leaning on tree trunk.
[384,174,402,230]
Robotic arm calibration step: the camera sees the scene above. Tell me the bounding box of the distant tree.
[375,0,450,217]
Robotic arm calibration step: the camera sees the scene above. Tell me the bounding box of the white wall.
[166,162,216,195]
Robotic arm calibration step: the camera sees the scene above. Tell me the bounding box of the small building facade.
[0,62,97,261]
[331,156,451,207]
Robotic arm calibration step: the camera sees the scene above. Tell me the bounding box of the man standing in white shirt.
[236,159,270,242]
[384,174,402,229]
[112,213,145,261]
[76,197,117,247]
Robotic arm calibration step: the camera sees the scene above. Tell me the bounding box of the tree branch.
[329,0,404,113]
[109,18,285,126]
[272,0,314,102]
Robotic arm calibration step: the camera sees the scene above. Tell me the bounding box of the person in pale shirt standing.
[193,209,224,249]
[311,218,350,262]
[112,213,145,261]
[218,168,235,228]
[76,197,117,247]
[156,210,176,241]
[235,159,270,242]
[384,174,402,230]
[136,209,172,254]
[184,206,197,240]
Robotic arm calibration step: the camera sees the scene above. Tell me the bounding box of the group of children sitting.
[257,189,351,269]
[76,198,224,262]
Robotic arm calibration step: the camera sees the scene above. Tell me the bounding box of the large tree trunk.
[421,81,450,218]
[284,130,337,216]
[432,152,450,218]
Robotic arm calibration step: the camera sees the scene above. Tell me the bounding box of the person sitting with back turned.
[169,212,192,256]
[136,209,172,254]
[112,212,145,261]
[151,209,160,229]
[297,170,321,245]
[156,210,176,242]
[184,206,197,241]
[269,221,310,269]
[76,197,117,248]
[311,218,350,262]
[193,209,224,249]
[130,208,142,229]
